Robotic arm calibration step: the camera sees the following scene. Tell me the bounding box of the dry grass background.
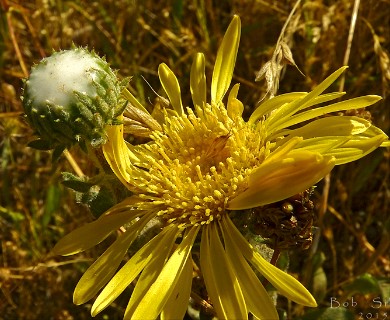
[0,0,389,319]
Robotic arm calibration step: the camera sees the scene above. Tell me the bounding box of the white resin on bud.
[27,50,100,108]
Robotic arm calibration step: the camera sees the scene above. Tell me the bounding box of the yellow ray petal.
[158,63,184,115]
[124,224,177,318]
[190,53,207,108]
[103,121,139,188]
[249,92,307,124]
[266,92,346,130]
[131,226,200,319]
[303,91,347,108]
[262,136,303,165]
[266,67,348,130]
[227,83,244,119]
[199,224,223,317]
[293,121,388,165]
[381,140,390,147]
[122,88,149,114]
[294,137,350,156]
[200,223,247,320]
[51,209,143,256]
[161,256,193,320]
[223,217,317,307]
[361,123,389,138]
[211,15,241,104]
[91,225,179,316]
[221,217,279,320]
[73,211,155,304]
[285,116,372,139]
[322,134,387,165]
[274,95,382,132]
[228,150,335,210]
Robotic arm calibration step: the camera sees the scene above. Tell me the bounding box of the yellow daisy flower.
[53,15,389,320]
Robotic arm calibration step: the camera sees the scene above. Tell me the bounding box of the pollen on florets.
[129,103,270,228]
[22,47,128,151]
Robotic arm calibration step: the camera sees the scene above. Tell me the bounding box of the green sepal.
[79,140,88,153]
[78,185,116,217]
[62,172,94,193]
[52,145,66,162]
[27,139,53,150]
[22,47,128,151]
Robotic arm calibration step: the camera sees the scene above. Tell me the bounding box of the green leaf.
[43,183,61,227]
[311,252,327,303]
[378,278,390,301]
[352,149,384,194]
[343,273,380,296]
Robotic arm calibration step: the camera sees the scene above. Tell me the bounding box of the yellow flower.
[53,15,389,320]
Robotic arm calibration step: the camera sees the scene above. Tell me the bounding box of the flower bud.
[22,47,127,150]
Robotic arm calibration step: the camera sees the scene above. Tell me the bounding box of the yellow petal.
[267,92,346,133]
[303,91,347,108]
[73,212,155,304]
[158,63,184,115]
[295,137,350,156]
[249,92,307,124]
[124,224,177,318]
[211,15,241,104]
[223,217,317,307]
[266,67,348,130]
[190,53,207,108]
[323,134,387,165]
[262,136,303,165]
[199,224,222,316]
[221,217,279,320]
[52,208,143,256]
[228,150,335,210]
[103,121,138,189]
[274,95,382,131]
[200,223,247,320]
[381,140,390,147]
[293,121,388,165]
[161,256,193,320]
[131,226,200,319]
[91,225,179,316]
[284,116,372,139]
[122,88,149,114]
[227,83,244,119]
